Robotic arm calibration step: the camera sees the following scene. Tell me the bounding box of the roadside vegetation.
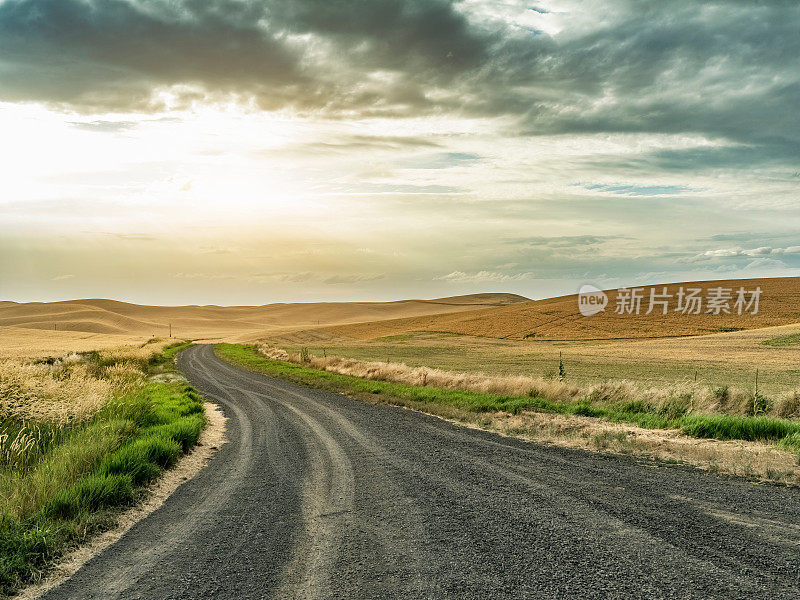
[216,344,800,480]
[269,327,800,396]
[219,343,800,444]
[0,341,202,597]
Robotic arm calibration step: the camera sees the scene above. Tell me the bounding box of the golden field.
[0,293,528,340]
[319,277,800,341]
[0,328,178,361]
[244,278,800,397]
[1,277,799,498]
[2,279,799,395]
[268,323,800,395]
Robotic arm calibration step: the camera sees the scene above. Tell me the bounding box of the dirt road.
[41,344,800,599]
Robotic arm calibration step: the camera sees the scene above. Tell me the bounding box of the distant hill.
[322,277,800,341]
[0,293,530,338]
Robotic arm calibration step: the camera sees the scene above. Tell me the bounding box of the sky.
[1,0,799,305]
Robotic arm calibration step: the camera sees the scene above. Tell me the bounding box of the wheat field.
[0,293,527,339]
[319,277,800,341]
[265,320,800,396]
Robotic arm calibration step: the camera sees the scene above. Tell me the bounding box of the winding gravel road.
[42,344,800,599]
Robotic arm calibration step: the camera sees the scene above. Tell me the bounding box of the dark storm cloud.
[646,141,800,171]
[0,0,484,112]
[0,0,302,111]
[1,0,799,165]
[268,0,489,74]
[510,2,800,167]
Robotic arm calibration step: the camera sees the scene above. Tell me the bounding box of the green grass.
[216,343,800,450]
[147,340,194,372]
[0,346,203,597]
[762,333,800,347]
[270,332,799,396]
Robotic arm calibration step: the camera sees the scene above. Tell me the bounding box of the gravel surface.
[40,344,800,599]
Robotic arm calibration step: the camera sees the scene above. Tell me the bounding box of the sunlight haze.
[2,0,799,304]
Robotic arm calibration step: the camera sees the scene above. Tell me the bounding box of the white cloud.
[692,246,800,261]
[435,270,534,283]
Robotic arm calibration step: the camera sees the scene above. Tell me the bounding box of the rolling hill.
[0,293,529,339]
[321,277,800,341]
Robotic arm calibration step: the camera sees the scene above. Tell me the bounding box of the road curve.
[41,344,800,599]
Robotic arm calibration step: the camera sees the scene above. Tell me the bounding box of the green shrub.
[749,392,770,416]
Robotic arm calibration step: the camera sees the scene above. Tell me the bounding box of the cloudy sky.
[2,0,799,305]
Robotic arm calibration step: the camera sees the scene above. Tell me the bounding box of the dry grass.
[0,328,178,361]
[263,345,582,402]
[0,353,148,495]
[257,343,800,419]
[243,344,800,485]
[469,410,800,485]
[270,322,800,395]
[0,338,168,517]
[0,361,113,424]
[0,334,178,487]
[0,336,205,595]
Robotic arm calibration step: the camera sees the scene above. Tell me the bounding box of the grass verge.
[146,340,194,373]
[215,343,800,453]
[0,342,204,597]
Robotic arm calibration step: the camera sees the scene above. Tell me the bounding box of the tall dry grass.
[257,343,800,419]
[0,352,146,485]
[0,340,206,594]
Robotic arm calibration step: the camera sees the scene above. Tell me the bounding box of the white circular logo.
[578,284,608,317]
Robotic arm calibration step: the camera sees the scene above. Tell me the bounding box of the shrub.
[712,385,730,409]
